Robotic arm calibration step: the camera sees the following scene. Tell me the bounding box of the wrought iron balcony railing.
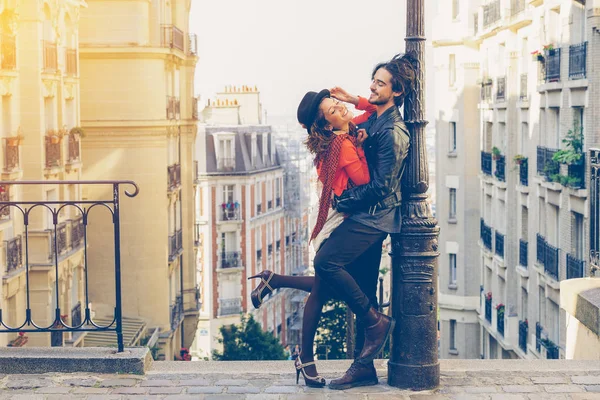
[537,146,559,178]
[45,135,61,168]
[0,34,16,70]
[519,158,528,186]
[519,239,528,268]
[483,0,501,28]
[496,76,506,101]
[569,42,587,80]
[567,154,585,189]
[481,151,492,176]
[168,229,183,261]
[167,164,181,190]
[519,74,528,101]
[68,134,80,163]
[42,40,57,72]
[4,140,19,172]
[50,222,68,256]
[217,158,235,172]
[540,337,559,359]
[519,320,528,352]
[170,295,184,331]
[221,251,241,269]
[537,234,559,279]
[545,48,561,83]
[71,216,84,250]
[497,306,505,336]
[65,48,77,77]
[161,25,185,52]
[4,235,22,274]
[218,297,242,316]
[566,253,585,279]
[495,232,505,258]
[480,219,492,251]
[188,33,198,56]
[494,155,506,182]
[485,295,492,323]
[0,185,8,219]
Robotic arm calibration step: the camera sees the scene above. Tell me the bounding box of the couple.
[249,53,415,390]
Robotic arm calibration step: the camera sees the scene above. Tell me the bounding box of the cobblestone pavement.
[0,360,599,399]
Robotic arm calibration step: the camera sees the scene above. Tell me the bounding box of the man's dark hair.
[372,53,418,107]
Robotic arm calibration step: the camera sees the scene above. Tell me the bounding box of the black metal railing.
[256,249,262,261]
[519,239,528,268]
[520,74,528,101]
[481,151,492,176]
[480,219,492,251]
[567,154,586,189]
[569,42,587,80]
[268,243,273,256]
[545,241,559,279]
[519,320,528,352]
[496,76,506,101]
[71,302,82,327]
[495,155,506,182]
[591,149,600,277]
[485,295,492,323]
[0,180,140,352]
[257,204,262,215]
[483,0,501,28]
[497,306,505,337]
[495,232,505,258]
[268,200,273,210]
[519,158,528,186]
[0,34,16,70]
[71,216,84,249]
[540,337,559,359]
[4,236,22,274]
[537,146,559,178]
[221,251,241,269]
[511,0,526,16]
[170,295,184,331]
[276,197,281,207]
[566,253,585,279]
[535,322,542,352]
[536,233,545,264]
[545,48,561,82]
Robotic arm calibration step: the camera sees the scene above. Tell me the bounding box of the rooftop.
[1,359,599,399]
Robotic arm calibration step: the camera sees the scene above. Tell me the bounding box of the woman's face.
[319,97,353,130]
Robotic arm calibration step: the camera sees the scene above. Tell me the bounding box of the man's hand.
[356,129,368,147]
[330,86,359,106]
[332,193,352,213]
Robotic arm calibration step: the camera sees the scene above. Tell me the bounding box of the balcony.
[4,139,19,172]
[170,295,184,331]
[495,232,504,258]
[511,0,526,16]
[495,77,506,102]
[65,48,77,77]
[188,33,198,56]
[566,254,585,279]
[220,202,241,221]
[482,0,501,29]
[480,219,492,251]
[67,134,80,163]
[535,322,542,352]
[4,236,22,274]
[268,200,273,210]
[192,97,199,120]
[70,216,84,250]
[518,158,528,186]
[519,239,528,268]
[169,229,183,262]
[166,96,180,120]
[497,305,505,337]
[539,336,559,359]
[480,80,492,102]
[45,135,61,168]
[51,222,69,256]
[217,158,235,172]
[257,204,262,215]
[519,74,528,101]
[218,297,242,316]
[545,48,561,83]
[167,164,181,190]
[42,40,57,72]
[0,185,9,219]
[494,155,505,182]
[537,234,559,280]
[481,151,492,176]
[161,25,185,52]
[569,42,587,80]
[194,223,200,247]
[536,146,559,178]
[519,320,528,353]
[567,154,585,189]
[220,251,241,269]
[276,197,281,207]
[485,294,492,323]
[0,34,16,70]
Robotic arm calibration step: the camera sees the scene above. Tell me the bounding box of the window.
[449,122,457,153]
[449,188,457,220]
[452,0,459,20]
[449,319,457,350]
[256,183,262,214]
[572,212,584,259]
[223,185,234,204]
[449,254,457,286]
[521,287,528,320]
[449,54,456,86]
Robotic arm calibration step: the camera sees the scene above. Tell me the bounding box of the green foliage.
[69,126,86,138]
[549,174,582,189]
[491,146,502,157]
[552,122,584,165]
[315,300,347,360]
[212,315,287,361]
[513,154,527,164]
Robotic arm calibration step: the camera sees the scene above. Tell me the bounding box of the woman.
[249,87,376,387]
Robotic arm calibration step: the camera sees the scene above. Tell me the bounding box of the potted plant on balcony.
[69,126,86,139]
[47,129,64,144]
[492,146,502,160]
[485,292,492,301]
[496,303,505,317]
[513,154,527,165]
[543,43,555,56]
[552,123,584,166]
[531,50,544,62]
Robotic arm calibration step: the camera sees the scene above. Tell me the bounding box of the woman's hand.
[356,129,368,147]
[330,86,359,106]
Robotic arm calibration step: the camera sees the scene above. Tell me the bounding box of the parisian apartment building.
[193,87,308,358]
[434,0,599,360]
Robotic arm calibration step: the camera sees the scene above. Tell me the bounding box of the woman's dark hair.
[372,52,418,107]
[304,104,357,165]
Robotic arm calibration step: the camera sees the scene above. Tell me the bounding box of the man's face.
[369,67,401,106]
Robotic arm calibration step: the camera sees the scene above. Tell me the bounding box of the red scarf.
[310,133,357,242]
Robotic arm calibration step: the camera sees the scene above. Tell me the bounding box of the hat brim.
[306,89,330,133]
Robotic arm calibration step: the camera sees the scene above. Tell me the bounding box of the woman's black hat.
[297,89,330,133]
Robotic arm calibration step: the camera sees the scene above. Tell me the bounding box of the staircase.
[82,316,147,348]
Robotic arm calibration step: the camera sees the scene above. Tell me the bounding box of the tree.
[212,315,287,361]
[315,300,347,360]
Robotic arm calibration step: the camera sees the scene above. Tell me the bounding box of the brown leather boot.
[329,360,378,390]
[357,307,395,364]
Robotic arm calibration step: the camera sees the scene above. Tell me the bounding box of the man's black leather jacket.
[334,106,410,222]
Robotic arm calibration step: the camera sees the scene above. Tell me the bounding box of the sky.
[190,0,435,120]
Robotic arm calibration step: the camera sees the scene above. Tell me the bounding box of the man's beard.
[369,95,389,105]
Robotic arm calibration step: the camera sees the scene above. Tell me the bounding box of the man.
[317,53,416,390]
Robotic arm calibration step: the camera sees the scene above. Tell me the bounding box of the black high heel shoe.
[248,270,274,309]
[295,356,326,388]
